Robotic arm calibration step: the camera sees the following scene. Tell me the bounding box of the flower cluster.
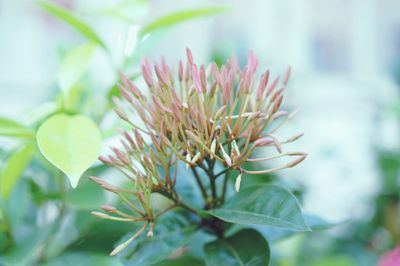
[90,48,306,256]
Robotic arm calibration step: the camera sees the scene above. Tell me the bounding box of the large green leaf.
[119,214,197,266]
[38,1,105,47]
[206,185,309,231]
[36,114,102,188]
[204,229,270,266]
[58,42,97,92]
[140,6,228,36]
[0,144,34,199]
[0,117,34,138]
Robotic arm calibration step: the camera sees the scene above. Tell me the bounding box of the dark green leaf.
[140,7,228,36]
[38,1,105,47]
[42,252,123,266]
[153,256,205,266]
[0,144,34,199]
[0,117,34,138]
[119,214,197,266]
[205,185,309,231]
[204,229,270,266]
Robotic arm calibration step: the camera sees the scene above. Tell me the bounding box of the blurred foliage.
[0,1,233,265]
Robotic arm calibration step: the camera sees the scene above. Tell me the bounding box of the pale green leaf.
[58,42,97,92]
[206,185,309,231]
[36,114,102,188]
[204,229,270,266]
[38,0,105,47]
[0,144,34,199]
[140,6,228,36]
[0,117,34,138]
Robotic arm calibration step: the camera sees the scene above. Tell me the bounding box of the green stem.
[190,167,209,201]
[220,169,231,205]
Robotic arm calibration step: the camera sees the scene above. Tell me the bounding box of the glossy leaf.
[58,42,97,92]
[119,214,197,266]
[0,117,33,138]
[0,144,34,199]
[38,1,105,47]
[204,229,270,266]
[140,6,228,36]
[36,114,102,188]
[206,185,309,231]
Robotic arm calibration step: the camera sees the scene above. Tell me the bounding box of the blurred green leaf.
[38,1,105,47]
[206,185,309,231]
[0,144,34,199]
[36,114,102,188]
[0,117,34,138]
[2,225,54,265]
[42,252,123,266]
[58,42,97,93]
[204,229,270,266]
[140,6,228,36]
[66,178,105,210]
[309,256,357,266]
[153,256,205,266]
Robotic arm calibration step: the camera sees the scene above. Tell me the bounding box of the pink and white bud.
[283,65,292,86]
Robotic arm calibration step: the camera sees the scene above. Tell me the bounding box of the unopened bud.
[91,211,109,219]
[102,205,117,213]
[210,139,217,159]
[191,152,201,164]
[235,173,242,192]
[185,151,191,168]
[219,144,232,166]
[287,154,307,168]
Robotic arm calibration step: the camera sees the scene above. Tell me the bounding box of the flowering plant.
[91,48,308,265]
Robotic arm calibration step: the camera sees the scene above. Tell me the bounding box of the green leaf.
[205,185,309,231]
[36,113,102,188]
[42,252,123,266]
[38,0,105,47]
[65,178,105,209]
[140,6,228,36]
[120,214,197,266]
[0,144,34,199]
[58,42,97,92]
[153,256,205,266]
[0,117,34,138]
[204,229,270,266]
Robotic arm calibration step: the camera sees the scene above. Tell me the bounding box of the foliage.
[0,1,319,266]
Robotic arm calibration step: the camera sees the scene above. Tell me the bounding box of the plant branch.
[190,167,209,201]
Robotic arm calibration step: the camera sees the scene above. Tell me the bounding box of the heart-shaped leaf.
[206,184,309,231]
[204,229,270,266]
[36,114,102,188]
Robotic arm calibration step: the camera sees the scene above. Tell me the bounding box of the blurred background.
[1,0,400,265]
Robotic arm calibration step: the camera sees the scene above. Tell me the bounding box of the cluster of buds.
[90,48,306,256]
